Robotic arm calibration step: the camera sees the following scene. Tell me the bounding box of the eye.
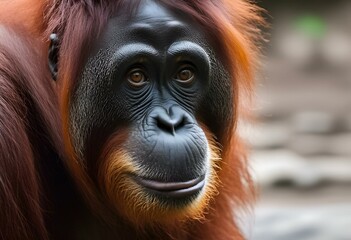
[127,68,148,87]
[174,66,195,84]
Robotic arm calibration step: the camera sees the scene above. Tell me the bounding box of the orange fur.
[0,0,264,239]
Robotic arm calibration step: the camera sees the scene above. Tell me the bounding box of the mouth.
[133,175,206,198]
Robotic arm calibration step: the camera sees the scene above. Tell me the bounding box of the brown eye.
[175,67,194,83]
[127,68,147,86]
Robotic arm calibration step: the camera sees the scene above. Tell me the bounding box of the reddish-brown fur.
[0,0,264,239]
[0,26,62,239]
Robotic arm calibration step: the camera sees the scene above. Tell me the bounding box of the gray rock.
[308,156,351,183]
[251,204,351,240]
[329,133,351,156]
[244,122,291,149]
[343,114,351,132]
[291,111,338,135]
[250,151,351,188]
[250,150,320,188]
[288,134,329,156]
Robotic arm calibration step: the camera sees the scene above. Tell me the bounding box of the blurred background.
[245,1,351,239]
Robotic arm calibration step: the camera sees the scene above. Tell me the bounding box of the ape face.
[69,0,232,223]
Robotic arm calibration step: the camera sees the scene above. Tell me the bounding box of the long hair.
[0,0,264,239]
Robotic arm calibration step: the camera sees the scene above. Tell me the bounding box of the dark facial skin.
[68,0,233,204]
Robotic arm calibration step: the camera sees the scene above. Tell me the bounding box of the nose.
[153,107,187,135]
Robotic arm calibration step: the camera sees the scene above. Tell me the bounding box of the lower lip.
[133,175,206,198]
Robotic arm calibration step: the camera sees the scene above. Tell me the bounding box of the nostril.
[156,114,186,134]
[173,117,185,131]
[157,118,174,134]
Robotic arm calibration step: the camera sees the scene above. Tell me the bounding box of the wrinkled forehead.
[97,0,206,49]
[135,0,175,21]
[113,0,188,24]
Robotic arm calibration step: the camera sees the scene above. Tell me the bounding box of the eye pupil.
[176,68,194,82]
[180,70,190,80]
[131,72,143,82]
[128,69,147,86]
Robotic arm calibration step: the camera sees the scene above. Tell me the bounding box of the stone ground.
[247,69,351,240]
[245,1,351,239]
